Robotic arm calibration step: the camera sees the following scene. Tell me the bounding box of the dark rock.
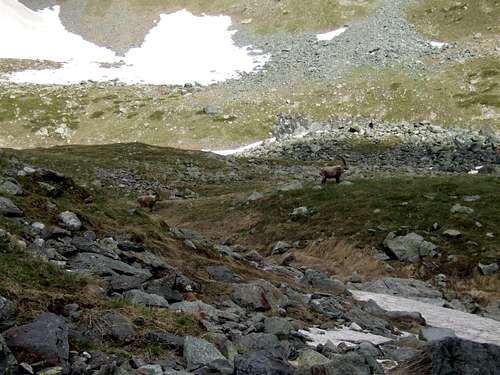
[0,334,17,375]
[71,236,118,259]
[301,269,347,295]
[207,265,243,283]
[4,313,69,370]
[295,352,383,375]
[38,182,62,198]
[393,337,500,375]
[232,280,289,311]
[117,241,145,252]
[69,253,152,291]
[121,251,168,270]
[144,331,185,349]
[37,169,66,182]
[263,317,294,339]
[234,350,293,375]
[0,197,23,216]
[385,311,426,328]
[0,295,16,330]
[232,333,286,358]
[101,312,135,343]
[143,276,184,303]
[354,278,443,302]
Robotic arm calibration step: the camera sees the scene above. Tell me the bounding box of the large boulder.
[0,179,23,196]
[0,334,17,375]
[301,269,347,295]
[3,313,69,370]
[354,277,443,303]
[263,317,294,339]
[232,333,285,356]
[100,312,136,343]
[232,280,289,311]
[234,350,293,375]
[0,197,23,216]
[123,290,169,308]
[393,337,500,375]
[383,232,438,263]
[207,265,243,283]
[69,253,152,291]
[183,336,226,370]
[295,352,383,375]
[296,349,329,368]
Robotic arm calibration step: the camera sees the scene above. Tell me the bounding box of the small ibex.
[137,192,160,212]
[320,156,348,184]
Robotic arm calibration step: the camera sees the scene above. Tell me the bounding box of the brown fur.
[320,156,348,184]
[137,193,160,212]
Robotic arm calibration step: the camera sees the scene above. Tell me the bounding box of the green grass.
[117,0,376,35]
[249,176,500,264]
[406,0,500,41]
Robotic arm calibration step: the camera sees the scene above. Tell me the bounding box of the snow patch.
[1,0,269,85]
[317,27,348,41]
[352,290,500,346]
[300,327,393,347]
[429,41,448,48]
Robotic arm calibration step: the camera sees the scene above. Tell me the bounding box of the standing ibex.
[137,192,160,212]
[320,156,348,184]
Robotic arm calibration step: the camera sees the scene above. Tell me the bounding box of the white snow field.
[0,0,269,85]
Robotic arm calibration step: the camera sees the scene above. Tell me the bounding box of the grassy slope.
[406,0,500,41]
[1,54,498,150]
[122,0,375,35]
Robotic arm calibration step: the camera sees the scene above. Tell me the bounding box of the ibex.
[320,156,348,184]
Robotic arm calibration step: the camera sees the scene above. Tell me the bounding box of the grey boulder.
[57,211,82,231]
[234,350,292,375]
[0,334,17,375]
[123,290,169,308]
[0,197,23,216]
[383,232,438,263]
[419,327,456,342]
[183,336,226,369]
[393,337,500,375]
[232,280,289,311]
[3,313,69,370]
[0,295,16,330]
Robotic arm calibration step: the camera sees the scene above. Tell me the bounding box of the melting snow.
[316,27,348,41]
[430,41,448,48]
[0,0,269,85]
[352,290,500,346]
[300,327,394,347]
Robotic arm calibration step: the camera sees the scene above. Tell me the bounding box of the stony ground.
[0,143,499,374]
[0,0,499,374]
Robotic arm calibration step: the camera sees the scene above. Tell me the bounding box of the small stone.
[245,191,264,203]
[57,211,82,231]
[271,241,291,255]
[478,262,499,276]
[290,206,310,219]
[443,229,462,238]
[463,195,481,202]
[450,204,474,215]
[350,271,362,283]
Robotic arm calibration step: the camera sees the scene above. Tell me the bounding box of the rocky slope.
[0,144,499,374]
